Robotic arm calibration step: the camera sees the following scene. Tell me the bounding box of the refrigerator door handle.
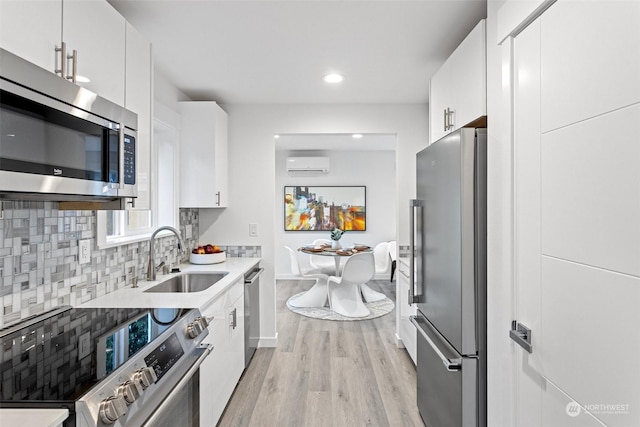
[409,199,423,304]
[410,315,462,372]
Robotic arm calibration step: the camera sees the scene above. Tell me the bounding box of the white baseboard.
[258,333,278,348]
[394,332,405,348]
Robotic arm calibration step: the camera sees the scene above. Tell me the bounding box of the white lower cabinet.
[396,258,417,364]
[199,278,245,426]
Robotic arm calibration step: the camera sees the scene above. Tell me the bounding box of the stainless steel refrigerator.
[409,127,487,427]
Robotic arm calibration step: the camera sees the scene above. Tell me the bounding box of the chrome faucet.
[147,226,186,281]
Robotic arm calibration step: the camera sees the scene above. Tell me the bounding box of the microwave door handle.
[118,123,125,189]
[409,199,423,304]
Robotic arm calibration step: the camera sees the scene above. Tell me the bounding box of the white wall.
[275,149,396,276]
[198,103,428,345]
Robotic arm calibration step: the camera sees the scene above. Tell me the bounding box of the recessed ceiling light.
[274,134,280,139]
[352,134,363,139]
[323,73,344,83]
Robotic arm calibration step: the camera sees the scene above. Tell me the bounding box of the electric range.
[0,305,211,426]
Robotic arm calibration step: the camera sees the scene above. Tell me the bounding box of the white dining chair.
[327,252,375,318]
[373,241,392,280]
[285,246,329,308]
[309,238,336,274]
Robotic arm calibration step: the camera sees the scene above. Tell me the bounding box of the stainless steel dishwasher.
[244,265,263,368]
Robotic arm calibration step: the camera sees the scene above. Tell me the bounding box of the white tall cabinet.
[178,101,229,208]
[429,19,486,143]
[496,1,640,426]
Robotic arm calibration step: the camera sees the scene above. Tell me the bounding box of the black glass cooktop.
[0,306,189,402]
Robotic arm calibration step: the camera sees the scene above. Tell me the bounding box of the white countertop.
[78,257,261,310]
[0,408,68,427]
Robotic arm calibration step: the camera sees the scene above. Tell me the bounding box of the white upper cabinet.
[179,101,229,208]
[428,58,452,143]
[429,19,486,143]
[0,0,126,106]
[63,0,126,105]
[125,23,152,210]
[0,0,62,72]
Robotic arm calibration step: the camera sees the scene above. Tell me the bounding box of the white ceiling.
[108,0,487,105]
[275,133,397,151]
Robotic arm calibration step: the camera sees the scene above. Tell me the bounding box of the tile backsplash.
[0,201,260,329]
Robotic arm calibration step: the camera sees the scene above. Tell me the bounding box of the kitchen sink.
[144,272,229,293]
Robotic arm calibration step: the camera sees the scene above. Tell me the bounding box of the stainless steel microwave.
[0,48,137,209]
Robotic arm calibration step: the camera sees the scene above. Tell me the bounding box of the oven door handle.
[141,343,213,427]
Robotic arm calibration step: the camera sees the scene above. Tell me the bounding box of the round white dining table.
[299,245,371,276]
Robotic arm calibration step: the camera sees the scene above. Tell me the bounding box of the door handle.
[509,321,533,353]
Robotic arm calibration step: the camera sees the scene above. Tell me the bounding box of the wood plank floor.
[218,279,425,427]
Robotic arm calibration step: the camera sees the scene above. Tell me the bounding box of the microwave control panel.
[124,135,136,185]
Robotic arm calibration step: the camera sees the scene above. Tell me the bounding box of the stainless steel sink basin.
[144,272,229,293]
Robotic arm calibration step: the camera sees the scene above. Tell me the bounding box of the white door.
[505,1,640,426]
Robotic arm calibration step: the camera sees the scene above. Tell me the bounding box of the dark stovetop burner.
[0,306,189,403]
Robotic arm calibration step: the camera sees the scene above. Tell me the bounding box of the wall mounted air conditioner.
[286,157,330,174]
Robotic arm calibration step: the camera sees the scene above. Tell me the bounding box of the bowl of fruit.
[190,244,226,264]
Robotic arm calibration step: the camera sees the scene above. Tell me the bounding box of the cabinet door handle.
[444,107,455,131]
[216,191,221,206]
[229,308,237,329]
[55,42,66,78]
[66,49,77,83]
[443,108,448,132]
